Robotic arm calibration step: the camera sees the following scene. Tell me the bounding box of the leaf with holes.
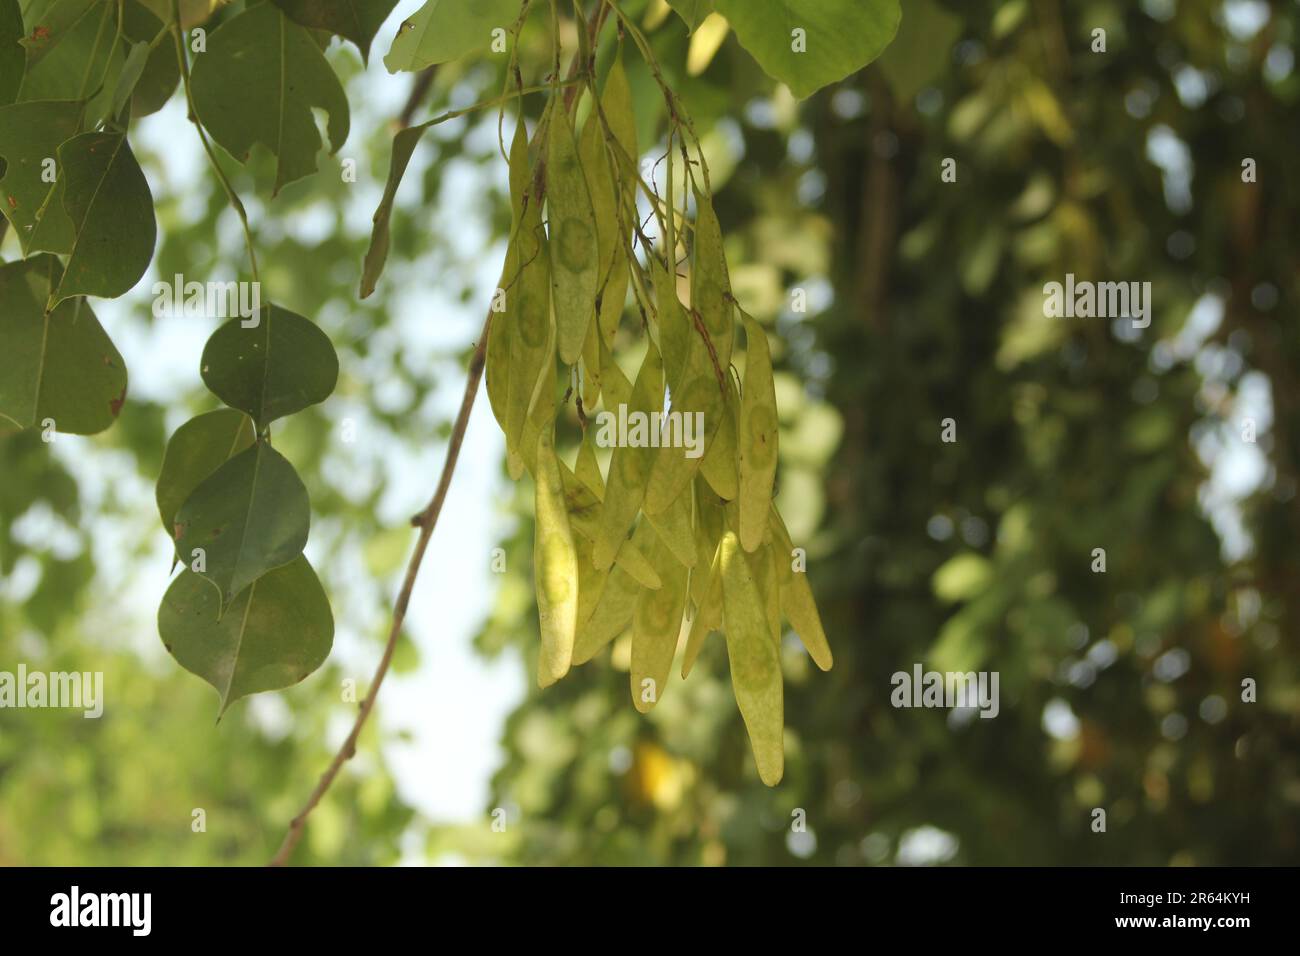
[271,0,400,64]
[190,2,351,196]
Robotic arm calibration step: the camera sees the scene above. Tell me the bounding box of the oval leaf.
[713,0,901,100]
[383,0,520,73]
[50,131,157,306]
[0,254,127,435]
[156,409,257,536]
[200,305,339,431]
[173,440,311,610]
[159,555,333,717]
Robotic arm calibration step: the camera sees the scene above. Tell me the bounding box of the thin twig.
[269,318,491,867]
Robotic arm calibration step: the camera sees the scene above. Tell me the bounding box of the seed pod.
[560,461,662,590]
[485,120,530,435]
[651,253,689,392]
[599,333,632,409]
[645,477,696,568]
[768,505,832,670]
[631,531,688,713]
[575,426,605,497]
[505,197,555,477]
[691,189,733,372]
[719,530,784,786]
[738,310,778,552]
[573,514,654,666]
[546,105,599,366]
[699,380,738,500]
[534,424,578,687]
[593,343,663,570]
[681,533,721,678]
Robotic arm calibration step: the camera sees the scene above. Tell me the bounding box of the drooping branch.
[269,321,489,867]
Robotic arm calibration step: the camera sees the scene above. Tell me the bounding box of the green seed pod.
[593,343,663,570]
[738,310,778,552]
[534,424,578,688]
[719,530,784,786]
[768,505,832,670]
[699,380,738,500]
[546,106,599,366]
[631,531,688,712]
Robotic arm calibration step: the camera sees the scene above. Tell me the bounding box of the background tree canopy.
[1,0,1298,866]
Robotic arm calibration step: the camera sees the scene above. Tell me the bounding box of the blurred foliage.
[3,0,1299,866]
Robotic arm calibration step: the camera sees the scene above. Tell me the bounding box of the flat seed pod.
[738,310,778,552]
[572,563,638,665]
[593,344,663,570]
[546,107,599,365]
[719,530,784,786]
[769,505,833,670]
[699,381,738,500]
[159,555,333,718]
[645,479,696,569]
[631,532,688,712]
[681,535,721,678]
[485,117,531,436]
[505,199,555,466]
[580,314,602,408]
[575,427,605,498]
[643,328,725,514]
[561,462,661,590]
[573,531,609,639]
[598,333,633,409]
[534,424,578,687]
[651,254,690,392]
[691,189,734,372]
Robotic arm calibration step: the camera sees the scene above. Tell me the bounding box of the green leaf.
[190,2,351,196]
[271,0,400,64]
[50,131,157,306]
[159,555,333,717]
[877,0,962,104]
[123,0,180,118]
[18,0,120,117]
[665,0,715,32]
[713,0,901,99]
[173,440,312,610]
[0,0,23,105]
[200,305,339,432]
[156,409,257,537]
[0,98,82,254]
[360,120,431,299]
[383,0,519,73]
[0,254,127,435]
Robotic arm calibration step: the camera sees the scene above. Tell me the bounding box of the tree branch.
[269,318,490,867]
